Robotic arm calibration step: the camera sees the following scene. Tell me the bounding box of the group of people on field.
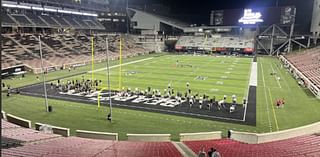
[276,98,285,108]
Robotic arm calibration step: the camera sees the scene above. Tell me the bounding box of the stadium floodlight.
[32,6,43,11]
[2,4,17,8]
[58,10,72,14]
[16,5,31,9]
[83,12,98,17]
[3,4,31,9]
[71,11,83,15]
[39,36,49,112]
[44,8,57,12]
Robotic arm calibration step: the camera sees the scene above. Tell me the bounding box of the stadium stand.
[285,46,320,89]
[1,119,182,157]
[63,16,82,29]
[2,118,320,157]
[25,13,48,27]
[10,14,34,27]
[1,36,23,69]
[52,15,71,28]
[1,119,61,145]
[2,13,18,27]
[184,136,320,157]
[1,33,152,73]
[1,12,104,30]
[176,35,254,51]
[39,15,61,28]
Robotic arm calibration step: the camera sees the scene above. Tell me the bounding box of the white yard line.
[270,64,282,88]
[261,62,273,132]
[88,57,154,73]
[261,63,266,88]
[273,62,290,89]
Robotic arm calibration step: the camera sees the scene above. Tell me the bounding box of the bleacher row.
[2,13,105,30]
[1,33,151,71]
[176,36,254,50]
[1,119,182,157]
[2,119,320,157]
[184,136,320,157]
[285,46,320,89]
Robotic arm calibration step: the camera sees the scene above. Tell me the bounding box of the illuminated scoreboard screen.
[210,6,296,26]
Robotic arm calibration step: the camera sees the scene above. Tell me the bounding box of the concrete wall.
[230,121,320,144]
[35,122,70,137]
[76,130,118,141]
[179,131,222,141]
[2,111,6,120]
[127,134,171,142]
[6,114,31,128]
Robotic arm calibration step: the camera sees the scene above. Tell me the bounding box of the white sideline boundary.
[88,57,154,73]
[243,60,257,122]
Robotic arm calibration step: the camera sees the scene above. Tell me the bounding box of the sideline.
[88,57,154,73]
[260,62,273,132]
[268,88,280,131]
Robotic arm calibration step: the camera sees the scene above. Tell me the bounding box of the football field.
[74,55,252,100]
[2,54,320,141]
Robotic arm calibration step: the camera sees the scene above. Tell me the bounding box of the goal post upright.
[91,36,95,81]
[118,38,123,91]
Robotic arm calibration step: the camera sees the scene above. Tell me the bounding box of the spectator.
[276,99,281,108]
[199,97,203,109]
[281,98,285,108]
[16,88,20,94]
[243,97,247,108]
[198,146,206,157]
[212,149,221,157]
[7,85,11,97]
[208,148,214,157]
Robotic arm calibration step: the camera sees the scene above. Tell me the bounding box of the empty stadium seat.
[184,136,320,157]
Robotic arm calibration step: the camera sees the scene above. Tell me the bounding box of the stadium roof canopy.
[129,8,189,34]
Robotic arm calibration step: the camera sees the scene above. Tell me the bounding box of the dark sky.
[129,0,281,13]
[121,0,314,32]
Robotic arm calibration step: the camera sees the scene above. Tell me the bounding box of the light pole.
[39,35,49,112]
[126,0,129,34]
[106,37,112,122]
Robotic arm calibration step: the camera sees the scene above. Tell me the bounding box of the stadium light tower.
[106,37,112,122]
[126,0,129,34]
[39,36,49,112]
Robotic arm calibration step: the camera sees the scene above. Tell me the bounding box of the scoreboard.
[210,6,296,26]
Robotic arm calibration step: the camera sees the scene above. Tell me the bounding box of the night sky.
[127,0,313,13]
[111,0,314,32]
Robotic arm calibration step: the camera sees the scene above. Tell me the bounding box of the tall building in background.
[311,0,320,36]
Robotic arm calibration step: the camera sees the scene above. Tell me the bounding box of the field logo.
[238,9,263,24]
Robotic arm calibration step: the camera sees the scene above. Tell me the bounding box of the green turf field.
[1,53,163,89]
[2,54,320,141]
[65,55,252,100]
